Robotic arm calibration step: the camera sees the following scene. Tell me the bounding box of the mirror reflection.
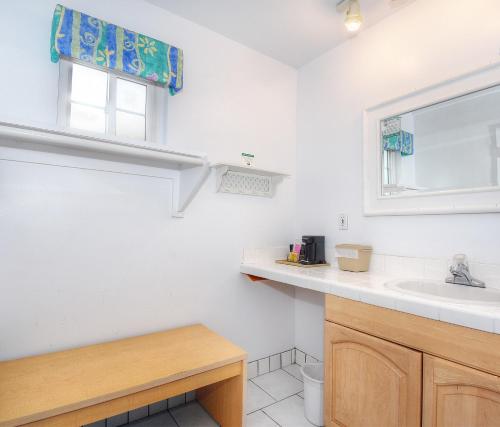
[381,84,500,196]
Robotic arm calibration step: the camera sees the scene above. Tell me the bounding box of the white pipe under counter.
[240,259,500,335]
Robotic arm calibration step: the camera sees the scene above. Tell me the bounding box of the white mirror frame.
[363,63,500,216]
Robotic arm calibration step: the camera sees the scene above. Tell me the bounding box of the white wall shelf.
[211,163,289,197]
[0,121,210,218]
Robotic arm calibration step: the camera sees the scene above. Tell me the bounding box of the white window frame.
[56,59,167,144]
[382,150,397,186]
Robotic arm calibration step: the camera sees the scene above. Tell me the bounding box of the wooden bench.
[0,324,247,426]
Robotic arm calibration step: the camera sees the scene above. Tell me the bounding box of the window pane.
[70,103,106,133]
[116,111,145,140]
[116,78,146,114]
[71,63,108,107]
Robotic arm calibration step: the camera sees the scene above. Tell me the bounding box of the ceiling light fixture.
[336,0,363,33]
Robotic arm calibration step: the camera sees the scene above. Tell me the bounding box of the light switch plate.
[338,214,348,230]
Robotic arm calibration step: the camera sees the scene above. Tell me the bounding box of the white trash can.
[301,363,324,426]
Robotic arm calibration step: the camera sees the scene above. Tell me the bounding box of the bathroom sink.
[385,280,500,306]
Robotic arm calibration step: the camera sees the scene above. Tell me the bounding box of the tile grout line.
[295,391,304,399]
[247,391,304,415]
[248,348,295,366]
[168,409,181,427]
[249,378,279,402]
[261,395,314,427]
[260,410,282,427]
[247,392,295,416]
[248,348,302,379]
[247,379,305,415]
[281,365,304,382]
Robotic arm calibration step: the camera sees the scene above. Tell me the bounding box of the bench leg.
[197,360,246,426]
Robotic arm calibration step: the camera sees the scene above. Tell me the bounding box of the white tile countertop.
[240,249,500,335]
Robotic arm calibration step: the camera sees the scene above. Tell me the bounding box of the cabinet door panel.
[324,322,422,427]
[423,355,500,427]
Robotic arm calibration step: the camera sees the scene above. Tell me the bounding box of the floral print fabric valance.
[50,4,183,95]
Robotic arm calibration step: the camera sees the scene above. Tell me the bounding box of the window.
[57,61,164,143]
[383,150,398,185]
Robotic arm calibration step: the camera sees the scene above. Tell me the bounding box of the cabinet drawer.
[325,294,500,377]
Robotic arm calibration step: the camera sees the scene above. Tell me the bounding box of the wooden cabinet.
[324,295,500,427]
[423,355,500,427]
[324,322,422,427]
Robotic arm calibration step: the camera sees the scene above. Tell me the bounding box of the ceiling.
[147,0,414,68]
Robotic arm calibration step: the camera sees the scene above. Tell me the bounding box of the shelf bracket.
[172,158,210,218]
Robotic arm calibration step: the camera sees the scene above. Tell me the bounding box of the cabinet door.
[423,355,500,427]
[324,322,422,427]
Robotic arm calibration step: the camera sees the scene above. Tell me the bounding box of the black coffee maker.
[300,236,326,265]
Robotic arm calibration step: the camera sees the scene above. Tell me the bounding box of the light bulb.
[345,0,363,32]
[345,16,362,32]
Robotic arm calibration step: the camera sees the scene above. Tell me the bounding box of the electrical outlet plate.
[338,214,349,230]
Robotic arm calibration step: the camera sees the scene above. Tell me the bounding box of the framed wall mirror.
[364,64,500,215]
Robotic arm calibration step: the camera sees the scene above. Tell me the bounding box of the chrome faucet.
[445,254,485,288]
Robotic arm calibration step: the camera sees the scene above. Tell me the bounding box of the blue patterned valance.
[382,116,414,156]
[50,4,183,95]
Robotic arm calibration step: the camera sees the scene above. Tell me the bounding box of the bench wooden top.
[0,324,246,426]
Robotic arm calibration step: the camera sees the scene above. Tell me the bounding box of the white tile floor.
[128,402,218,427]
[282,364,303,381]
[105,363,313,427]
[252,369,303,401]
[246,364,315,427]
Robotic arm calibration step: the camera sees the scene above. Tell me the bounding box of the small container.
[336,244,373,272]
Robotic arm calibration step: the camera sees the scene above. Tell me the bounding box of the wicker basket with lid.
[335,244,373,272]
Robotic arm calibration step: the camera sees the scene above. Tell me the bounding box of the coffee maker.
[300,236,326,265]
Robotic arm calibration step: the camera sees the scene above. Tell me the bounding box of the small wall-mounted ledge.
[211,163,289,197]
[0,121,210,217]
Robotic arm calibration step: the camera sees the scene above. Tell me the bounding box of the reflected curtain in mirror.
[381,84,500,196]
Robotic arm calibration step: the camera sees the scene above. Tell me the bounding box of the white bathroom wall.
[295,0,500,358]
[0,0,297,360]
[294,288,324,361]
